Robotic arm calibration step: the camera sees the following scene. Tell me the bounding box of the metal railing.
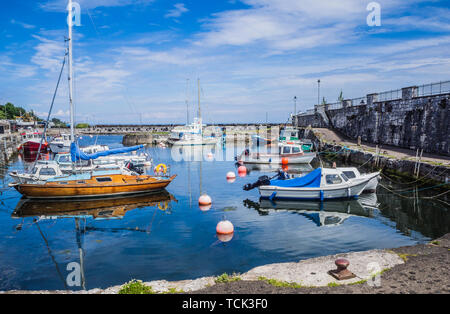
[297,80,450,116]
[417,81,450,97]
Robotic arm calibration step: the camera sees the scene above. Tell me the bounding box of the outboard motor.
[243,175,271,191]
[125,162,144,175]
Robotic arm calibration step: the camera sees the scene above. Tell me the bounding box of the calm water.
[0,135,448,291]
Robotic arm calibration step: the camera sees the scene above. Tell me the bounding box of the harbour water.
[0,135,448,291]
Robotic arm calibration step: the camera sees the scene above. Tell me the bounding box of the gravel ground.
[191,233,450,294]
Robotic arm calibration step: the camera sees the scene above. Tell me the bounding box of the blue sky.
[1,0,449,124]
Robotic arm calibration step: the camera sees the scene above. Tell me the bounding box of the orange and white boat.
[10,169,176,199]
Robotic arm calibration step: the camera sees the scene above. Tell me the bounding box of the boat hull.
[13,174,176,199]
[240,152,316,164]
[22,141,48,153]
[259,180,369,201]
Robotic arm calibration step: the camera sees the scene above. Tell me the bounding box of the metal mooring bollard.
[328,258,356,280]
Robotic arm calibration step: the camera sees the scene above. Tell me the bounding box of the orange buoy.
[216,220,234,235]
[237,166,247,177]
[281,157,289,165]
[199,194,212,206]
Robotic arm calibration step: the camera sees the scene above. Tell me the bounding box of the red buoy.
[281,157,289,165]
[238,166,247,178]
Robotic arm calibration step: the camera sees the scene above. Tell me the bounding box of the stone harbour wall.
[295,86,450,157]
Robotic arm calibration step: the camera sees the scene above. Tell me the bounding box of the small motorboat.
[49,133,71,153]
[237,143,316,164]
[244,167,380,201]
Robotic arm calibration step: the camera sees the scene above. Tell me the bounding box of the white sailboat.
[168,79,220,146]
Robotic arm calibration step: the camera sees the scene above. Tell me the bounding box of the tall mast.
[197,78,201,121]
[68,0,75,143]
[186,79,190,125]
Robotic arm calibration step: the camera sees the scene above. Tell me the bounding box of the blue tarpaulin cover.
[71,143,144,162]
[270,168,322,188]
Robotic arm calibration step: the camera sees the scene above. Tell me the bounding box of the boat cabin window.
[292,146,301,154]
[39,168,56,176]
[342,171,356,179]
[325,174,342,185]
[341,173,349,182]
[96,177,112,183]
[282,146,291,154]
[58,155,71,163]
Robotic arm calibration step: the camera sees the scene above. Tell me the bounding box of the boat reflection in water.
[13,190,177,219]
[12,191,176,290]
[244,198,377,227]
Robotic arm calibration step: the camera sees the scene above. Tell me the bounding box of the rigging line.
[32,54,67,172]
[86,8,101,39]
[35,220,69,291]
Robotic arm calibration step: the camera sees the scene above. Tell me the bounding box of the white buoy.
[199,194,212,206]
[216,220,234,235]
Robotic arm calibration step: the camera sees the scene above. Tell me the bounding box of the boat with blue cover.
[245,168,379,201]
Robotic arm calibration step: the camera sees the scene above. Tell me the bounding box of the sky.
[0,0,449,124]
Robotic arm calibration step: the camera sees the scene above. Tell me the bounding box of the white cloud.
[165,3,189,19]
[40,0,155,11]
[10,19,36,29]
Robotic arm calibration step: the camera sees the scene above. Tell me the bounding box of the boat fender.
[320,190,324,202]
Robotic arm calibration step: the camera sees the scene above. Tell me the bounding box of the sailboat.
[9,0,176,199]
[167,79,220,146]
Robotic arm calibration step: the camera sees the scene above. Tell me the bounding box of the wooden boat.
[10,168,176,199]
[12,191,176,219]
[245,167,379,201]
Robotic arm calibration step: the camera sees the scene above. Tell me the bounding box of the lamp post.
[317,79,321,106]
[293,96,297,126]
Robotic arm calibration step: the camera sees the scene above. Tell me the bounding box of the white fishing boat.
[244,167,380,201]
[49,134,71,153]
[279,126,314,152]
[238,143,316,164]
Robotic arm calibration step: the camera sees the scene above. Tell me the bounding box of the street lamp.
[317,79,321,106]
[293,96,297,127]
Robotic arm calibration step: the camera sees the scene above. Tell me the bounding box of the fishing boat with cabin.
[244,167,380,201]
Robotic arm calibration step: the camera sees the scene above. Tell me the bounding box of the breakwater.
[295,82,450,157]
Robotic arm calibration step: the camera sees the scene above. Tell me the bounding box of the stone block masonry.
[295,83,450,157]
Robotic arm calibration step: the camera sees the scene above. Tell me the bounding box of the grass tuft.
[215,273,242,284]
[118,280,154,294]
